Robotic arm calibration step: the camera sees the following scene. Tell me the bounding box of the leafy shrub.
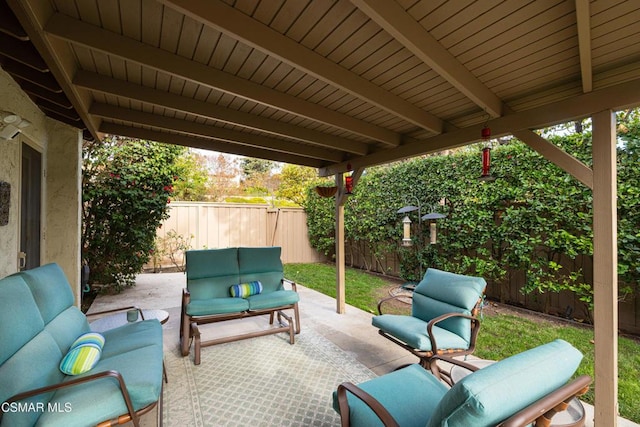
[82,137,183,291]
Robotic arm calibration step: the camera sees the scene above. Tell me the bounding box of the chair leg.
[191,322,201,365]
[293,303,301,334]
[180,313,191,357]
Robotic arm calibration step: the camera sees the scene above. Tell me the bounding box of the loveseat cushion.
[0,331,66,427]
[37,329,164,426]
[425,339,583,427]
[186,297,250,316]
[247,289,300,311]
[238,247,284,293]
[372,314,470,351]
[186,248,240,299]
[100,320,162,359]
[333,363,448,427]
[19,263,75,324]
[0,275,45,365]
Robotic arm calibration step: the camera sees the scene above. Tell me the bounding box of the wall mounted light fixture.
[0,111,31,140]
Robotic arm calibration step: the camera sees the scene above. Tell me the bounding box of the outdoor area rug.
[162,330,377,426]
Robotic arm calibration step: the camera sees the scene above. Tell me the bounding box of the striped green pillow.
[59,332,105,375]
[229,281,263,298]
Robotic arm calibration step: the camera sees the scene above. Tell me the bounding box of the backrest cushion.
[17,263,90,354]
[19,263,75,324]
[0,274,45,365]
[412,268,486,341]
[238,247,284,293]
[186,248,240,299]
[426,339,583,427]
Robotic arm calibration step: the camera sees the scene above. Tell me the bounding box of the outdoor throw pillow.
[59,332,105,375]
[230,281,263,298]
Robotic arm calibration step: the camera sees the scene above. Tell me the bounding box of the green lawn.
[284,262,640,423]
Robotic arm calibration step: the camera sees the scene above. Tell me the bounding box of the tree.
[209,153,240,201]
[82,136,183,291]
[240,158,277,196]
[171,150,210,201]
[276,164,318,206]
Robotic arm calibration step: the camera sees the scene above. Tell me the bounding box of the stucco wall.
[0,68,47,277]
[0,67,82,305]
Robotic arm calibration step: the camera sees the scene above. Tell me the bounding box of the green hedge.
[303,123,640,319]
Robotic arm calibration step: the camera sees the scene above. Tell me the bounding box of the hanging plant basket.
[315,186,337,198]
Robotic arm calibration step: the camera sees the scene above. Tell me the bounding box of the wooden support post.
[592,110,618,426]
[335,173,346,314]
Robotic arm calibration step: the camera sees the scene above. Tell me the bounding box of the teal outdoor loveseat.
[180,246,301,365]
[0,263,164,427]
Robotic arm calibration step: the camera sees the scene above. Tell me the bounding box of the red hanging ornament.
[481,125,491,140]
[345,175,353,194]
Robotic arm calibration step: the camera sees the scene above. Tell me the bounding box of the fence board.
[152,202,325,268]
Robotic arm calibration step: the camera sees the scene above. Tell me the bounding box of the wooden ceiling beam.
[160,0,444,134]
[575,0,593,93]
[90,102,345,163]
[7,0,100,141]
[99,122,326,169]
[74,70,369,156]
[351,0,503,118]
[0,32,49,72]
[321,77,640,175]
[44,12,400,146]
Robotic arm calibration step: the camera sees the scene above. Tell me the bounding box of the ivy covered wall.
[304,119,640,331]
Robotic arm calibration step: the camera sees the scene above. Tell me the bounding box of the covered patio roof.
[2,0,639,172]
[2,1,637,425]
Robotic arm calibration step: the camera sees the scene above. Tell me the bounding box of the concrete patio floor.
[88,271,638,427]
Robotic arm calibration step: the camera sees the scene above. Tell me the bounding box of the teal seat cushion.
[247,289,300,310]
[333,364,448,427]
[426,339,583,427]
[38,341,164,426]
[101,320,162,359]
[187,297,249,316]
[0,332,65,427]
[372,314,469,351]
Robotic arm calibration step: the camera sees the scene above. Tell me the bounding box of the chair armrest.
[377,295,412,315]
[427,354,483,385]
[336,382,400,427]
[86,306,146,320]
[498,375,591,427]
[282,278,298,292]
[1,370,139,426]
[426,312,481,355]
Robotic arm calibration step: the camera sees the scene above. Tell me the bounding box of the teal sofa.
[0,263,164,427]
[334,339,591,427]
[180,246,300,365]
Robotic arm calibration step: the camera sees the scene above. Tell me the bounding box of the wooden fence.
[152,202,326,268]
